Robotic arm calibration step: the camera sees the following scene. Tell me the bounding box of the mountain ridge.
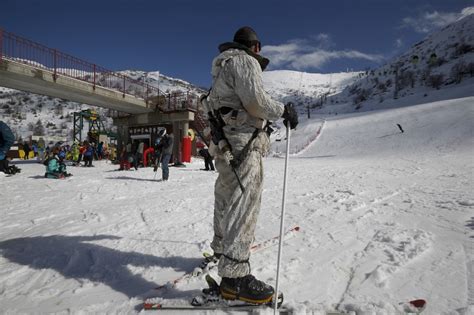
[0,14,472,142]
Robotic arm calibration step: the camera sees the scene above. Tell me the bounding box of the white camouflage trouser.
[211,149,264,278]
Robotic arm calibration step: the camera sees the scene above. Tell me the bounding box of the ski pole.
[274,126,291,314]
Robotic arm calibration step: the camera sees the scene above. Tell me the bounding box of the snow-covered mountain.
[118,70,207,96]
[0,71,205,143]
[263,13,474,116]
[263,70,361,110]
[1,14,473,143]
[0,87,116,143]
[320,13,474,114]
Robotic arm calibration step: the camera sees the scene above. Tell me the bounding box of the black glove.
[282,102,298,129]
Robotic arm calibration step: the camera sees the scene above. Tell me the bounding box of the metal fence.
[0,28,200,112]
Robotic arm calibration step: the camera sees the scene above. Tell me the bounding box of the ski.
[144,274,286,311]
[152,225,300,292]
[251,225,300,252]
[143,302,288,312]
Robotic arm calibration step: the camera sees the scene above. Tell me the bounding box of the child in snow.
[45,147,72,179]
[118,147,135,171]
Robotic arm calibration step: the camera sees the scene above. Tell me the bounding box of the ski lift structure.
[73,109,116,144]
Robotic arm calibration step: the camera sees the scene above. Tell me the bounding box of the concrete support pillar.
[182,121,189,139]
[114,119,129,156]
[173,121,181,164]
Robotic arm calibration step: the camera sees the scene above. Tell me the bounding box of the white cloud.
[312,33,334,50]
[401,6,474,34]
[262,35,384,71]
[395,38,403,48]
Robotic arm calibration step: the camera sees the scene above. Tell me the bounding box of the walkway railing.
[0,28,200,113]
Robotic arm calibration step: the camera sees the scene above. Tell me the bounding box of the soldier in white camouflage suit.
[201,26,298,304]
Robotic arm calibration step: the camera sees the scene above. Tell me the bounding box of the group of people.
[117,128,213,181]
[0,124,119,179]
[118,128,174,181]
[43,140,118,177]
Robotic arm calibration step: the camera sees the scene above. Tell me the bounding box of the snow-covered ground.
[1,91,473,314]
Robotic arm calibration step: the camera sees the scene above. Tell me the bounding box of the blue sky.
[1,0,472,88]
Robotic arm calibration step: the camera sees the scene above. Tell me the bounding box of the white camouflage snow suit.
[203,43,284,278]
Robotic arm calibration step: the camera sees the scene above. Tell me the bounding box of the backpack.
[43,157,51,166]
[162,135,170,148]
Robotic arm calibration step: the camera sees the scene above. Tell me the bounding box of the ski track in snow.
[0,97,473,314]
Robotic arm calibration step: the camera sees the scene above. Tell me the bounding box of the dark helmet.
[233,26,261,49]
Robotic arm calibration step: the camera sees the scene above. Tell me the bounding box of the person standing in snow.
[71,142,80,163]
[83,141,94,167]
[196,138,215,171]
[97,141,104,160]
[137,140,145,167]
[37,137,46,162]
[23,141,31,160]
[77,142,85,165]
[0,121,15,174]
[152,133,163,171]
[155,128,173,181]
[130,140,140,170]
[201,26,298,304]
[199,147,215,171]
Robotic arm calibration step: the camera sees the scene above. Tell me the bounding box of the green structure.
[73,109,115,143]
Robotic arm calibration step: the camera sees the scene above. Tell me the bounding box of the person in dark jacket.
[152,135,163,171]
[199,147,215,171]
[155,128,173,181]
[196,139,215,171]
[32,142,38,157]
[23,141,31,160]
[83,141,94,167]
[97,141,104,160]
[0,121,16,174]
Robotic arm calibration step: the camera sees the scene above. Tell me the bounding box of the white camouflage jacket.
[205,44,284,160]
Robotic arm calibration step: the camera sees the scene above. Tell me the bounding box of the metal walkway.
[0,28,201,116]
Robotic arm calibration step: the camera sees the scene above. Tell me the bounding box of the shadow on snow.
[10,160,42,165]
[0,234,202,298]
[106,176,160,183]
[466,217,474,238]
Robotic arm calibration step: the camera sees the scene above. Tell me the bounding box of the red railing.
[0,28,201,113]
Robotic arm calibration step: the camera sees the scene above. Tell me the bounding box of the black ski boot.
[220,274,274,304]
